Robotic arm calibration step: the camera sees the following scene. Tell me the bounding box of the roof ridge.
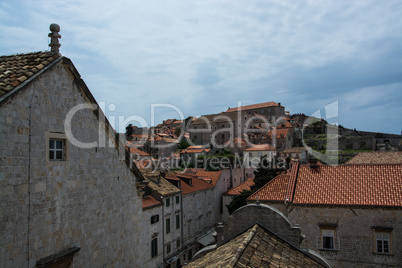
[226,224,259,267]
[286,162,299,202]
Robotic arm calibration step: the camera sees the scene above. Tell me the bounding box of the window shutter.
[334,237,340,250]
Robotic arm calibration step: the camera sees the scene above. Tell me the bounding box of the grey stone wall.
[0,61,144,267]
[220,204,303,247]
[264,203,402,267]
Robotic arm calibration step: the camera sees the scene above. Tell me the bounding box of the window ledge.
[372,252,394,256]
[318,248,340,251]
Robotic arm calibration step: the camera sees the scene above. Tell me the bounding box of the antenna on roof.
[48,23,61,53]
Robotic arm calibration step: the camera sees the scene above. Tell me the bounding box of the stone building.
[164,173,215,264]
[244,144,277,168]
[247,162,402,267]
[188,101,285,151]
[0,28,146,267]
[185,204,331,267]
[221,178,255,222]
[143,176,183,267]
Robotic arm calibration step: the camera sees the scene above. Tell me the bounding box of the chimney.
[309,157,318,168]
[278,102,281,107]
[48,24,61,53]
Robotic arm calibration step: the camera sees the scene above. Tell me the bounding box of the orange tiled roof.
[244,144,276,151]
[180,148,210,154]
[248,163,402,207]
[0,51,61,98]
[194,170,223,186]
[128,147,150,156]
[248,174,289,201]
[224,178,255,195]
[142,195,162,209]
[346,151,402,165]
[165,174,214,195]
[226,101,280,112]
[267,128,289,139]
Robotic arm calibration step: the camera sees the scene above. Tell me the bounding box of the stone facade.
[0,56,144,267]
[257,203,402,268]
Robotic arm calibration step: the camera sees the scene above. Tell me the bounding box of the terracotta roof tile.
[248,174,289,201]
[0,51,61,98]
[194,170,223,186]
[346,151,402,165]
[142,195,162,209]
[127,147,150,156]
[226,102,281,112]
[244,144,276,151]
[267,128,289,139]
[249,163,402,207]
[293,164,402,206]
[224,178,255,195]
[165,174,214,195]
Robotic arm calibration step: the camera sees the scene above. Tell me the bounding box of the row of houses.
[138,167,255,267]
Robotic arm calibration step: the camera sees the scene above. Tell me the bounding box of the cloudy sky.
[1,0,401,134]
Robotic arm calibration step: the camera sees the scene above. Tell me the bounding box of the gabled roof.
[185,224,325,268]
[248,163,402,207]
[0,51,147,184]
[127,147,150,156]
[247,174,289,202]
[180,148,210,154]
[145,177,181,197]
[142,195,162,209]
[165,174,214,195]
[224,178,255,195]
[0,51,61,100]
[190,112,240,125]
[282,147,308,154]
[346,151,402,165]
[267,128,289,138]
[244,144,276,151]
[226,101,281,112]
[194,170,223,186]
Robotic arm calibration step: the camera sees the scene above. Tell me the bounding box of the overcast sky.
[1,0,401,134]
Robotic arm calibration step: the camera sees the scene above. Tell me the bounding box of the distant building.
[189,101,285,151]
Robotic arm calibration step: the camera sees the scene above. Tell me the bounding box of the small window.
[317,228,340,250]
[151,238,158,258]
[175,196,180,204]
[176,214,180,229]
[166,197,170,207]
[49,139,65,161]
[176,239,181,249]
[166,218,170,234]
[166,243,171,254]
[151,215,159,224]
[374,229,392,254]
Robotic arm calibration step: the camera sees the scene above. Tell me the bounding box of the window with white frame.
[376,232,390,253]
[317,227,340,250]
[49,139,65,160]
[373,227,392,254]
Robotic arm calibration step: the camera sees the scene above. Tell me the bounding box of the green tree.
[226,190,254,215]
[226,155,284,215]
[175,127,181,137]
[125,124,134,139]
[177,139,190,150]
[251,155,281,190]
